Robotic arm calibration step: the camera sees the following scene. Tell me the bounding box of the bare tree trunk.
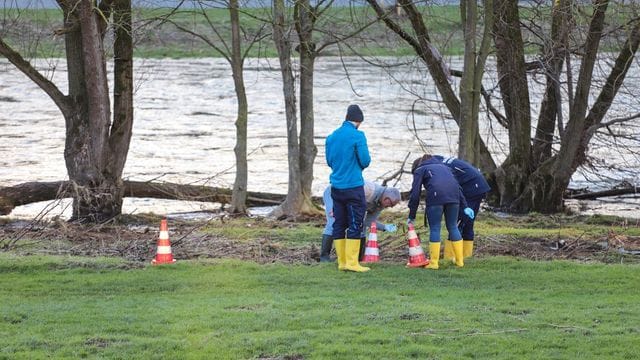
[100,0,134,221]
[2,0,138,222]
[512,0,610,213]
[492,0,533,208]
[295,0,318,201]
[271,0,316,218]
[58,0,124,222]
[458,0,492,165]
[111,0,134,179]
[532,0,570,168]
[229,0,249,214]
[458,0,477,162]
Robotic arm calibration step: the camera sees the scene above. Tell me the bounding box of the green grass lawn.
[1,254,638,359]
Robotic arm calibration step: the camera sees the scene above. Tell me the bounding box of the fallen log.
[567,186,640,200]
[0,180,323,216]
[7,180,634,216]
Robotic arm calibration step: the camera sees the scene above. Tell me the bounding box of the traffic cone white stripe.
[159,230,169,239]
[364,248,379,256]
[156,245,172,254]
[409,247,423,256]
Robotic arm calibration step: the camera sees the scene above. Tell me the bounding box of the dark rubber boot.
[320,234,335,262]
[359,237,366,261]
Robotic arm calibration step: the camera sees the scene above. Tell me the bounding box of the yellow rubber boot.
[344,239,370,272]
[452,240,464,267]
[463,240,474,258]
[425,242,441,270]
[334,239,346,271]
[443,239,455,262]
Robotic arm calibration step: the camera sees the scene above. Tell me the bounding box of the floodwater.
[1,57,640,219]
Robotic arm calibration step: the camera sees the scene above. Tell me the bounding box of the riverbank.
[2,211,640,264]
[1,210,639,358]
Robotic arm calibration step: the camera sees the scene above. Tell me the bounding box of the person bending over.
[321,181,400,262]
[407,154,475,269]
[431,155,490,260]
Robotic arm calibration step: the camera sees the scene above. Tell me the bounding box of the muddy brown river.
[2,57,640,219]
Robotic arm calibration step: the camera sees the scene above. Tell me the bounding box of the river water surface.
[2,57,640,219]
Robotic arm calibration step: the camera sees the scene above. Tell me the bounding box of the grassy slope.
[0,255,638,359]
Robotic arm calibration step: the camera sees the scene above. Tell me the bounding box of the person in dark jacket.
[325,104,371,272]
[432,155,491,259]
[407,154,475,269]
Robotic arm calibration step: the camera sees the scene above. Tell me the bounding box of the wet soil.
[2,216,639,266]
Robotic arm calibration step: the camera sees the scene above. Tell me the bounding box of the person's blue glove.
[464,207,475,220]
[406,218,414,226]
[385,224,397,233]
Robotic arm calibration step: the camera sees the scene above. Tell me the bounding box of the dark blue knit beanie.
[345,104,364,122]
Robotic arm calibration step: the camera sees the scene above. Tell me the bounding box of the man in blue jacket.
[433,155,491,259]
[325,104,371,272]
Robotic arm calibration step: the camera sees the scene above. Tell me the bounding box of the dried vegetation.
[1,213,639,265]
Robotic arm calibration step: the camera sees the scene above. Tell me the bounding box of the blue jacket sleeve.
[407,170,423,220]
[325,136,332,167]
[458,186,468,209]
[354,133,370,169]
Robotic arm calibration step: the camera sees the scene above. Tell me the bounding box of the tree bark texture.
[458,0,492,166]
[111,0,134,180]
[492,0,533,208]
[512,0,611,213]
[57,0,133,222]
[458,0,478,163]
[271,0,318,218]
[532,0,570,168]
[6,0,135,222]
[230,0,249,214]
[295,0,318,202]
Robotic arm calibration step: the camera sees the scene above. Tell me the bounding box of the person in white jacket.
[320,181,400,262]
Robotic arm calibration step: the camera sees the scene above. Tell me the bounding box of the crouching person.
[321,182,400,262]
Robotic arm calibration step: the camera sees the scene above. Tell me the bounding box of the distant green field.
[3,4,634,59]
[0,254,638,359]
[1,5,465,58]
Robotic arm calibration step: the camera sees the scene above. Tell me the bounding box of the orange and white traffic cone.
[406,223,429,268]
[152,218,176,265]
[361,222,380,263]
